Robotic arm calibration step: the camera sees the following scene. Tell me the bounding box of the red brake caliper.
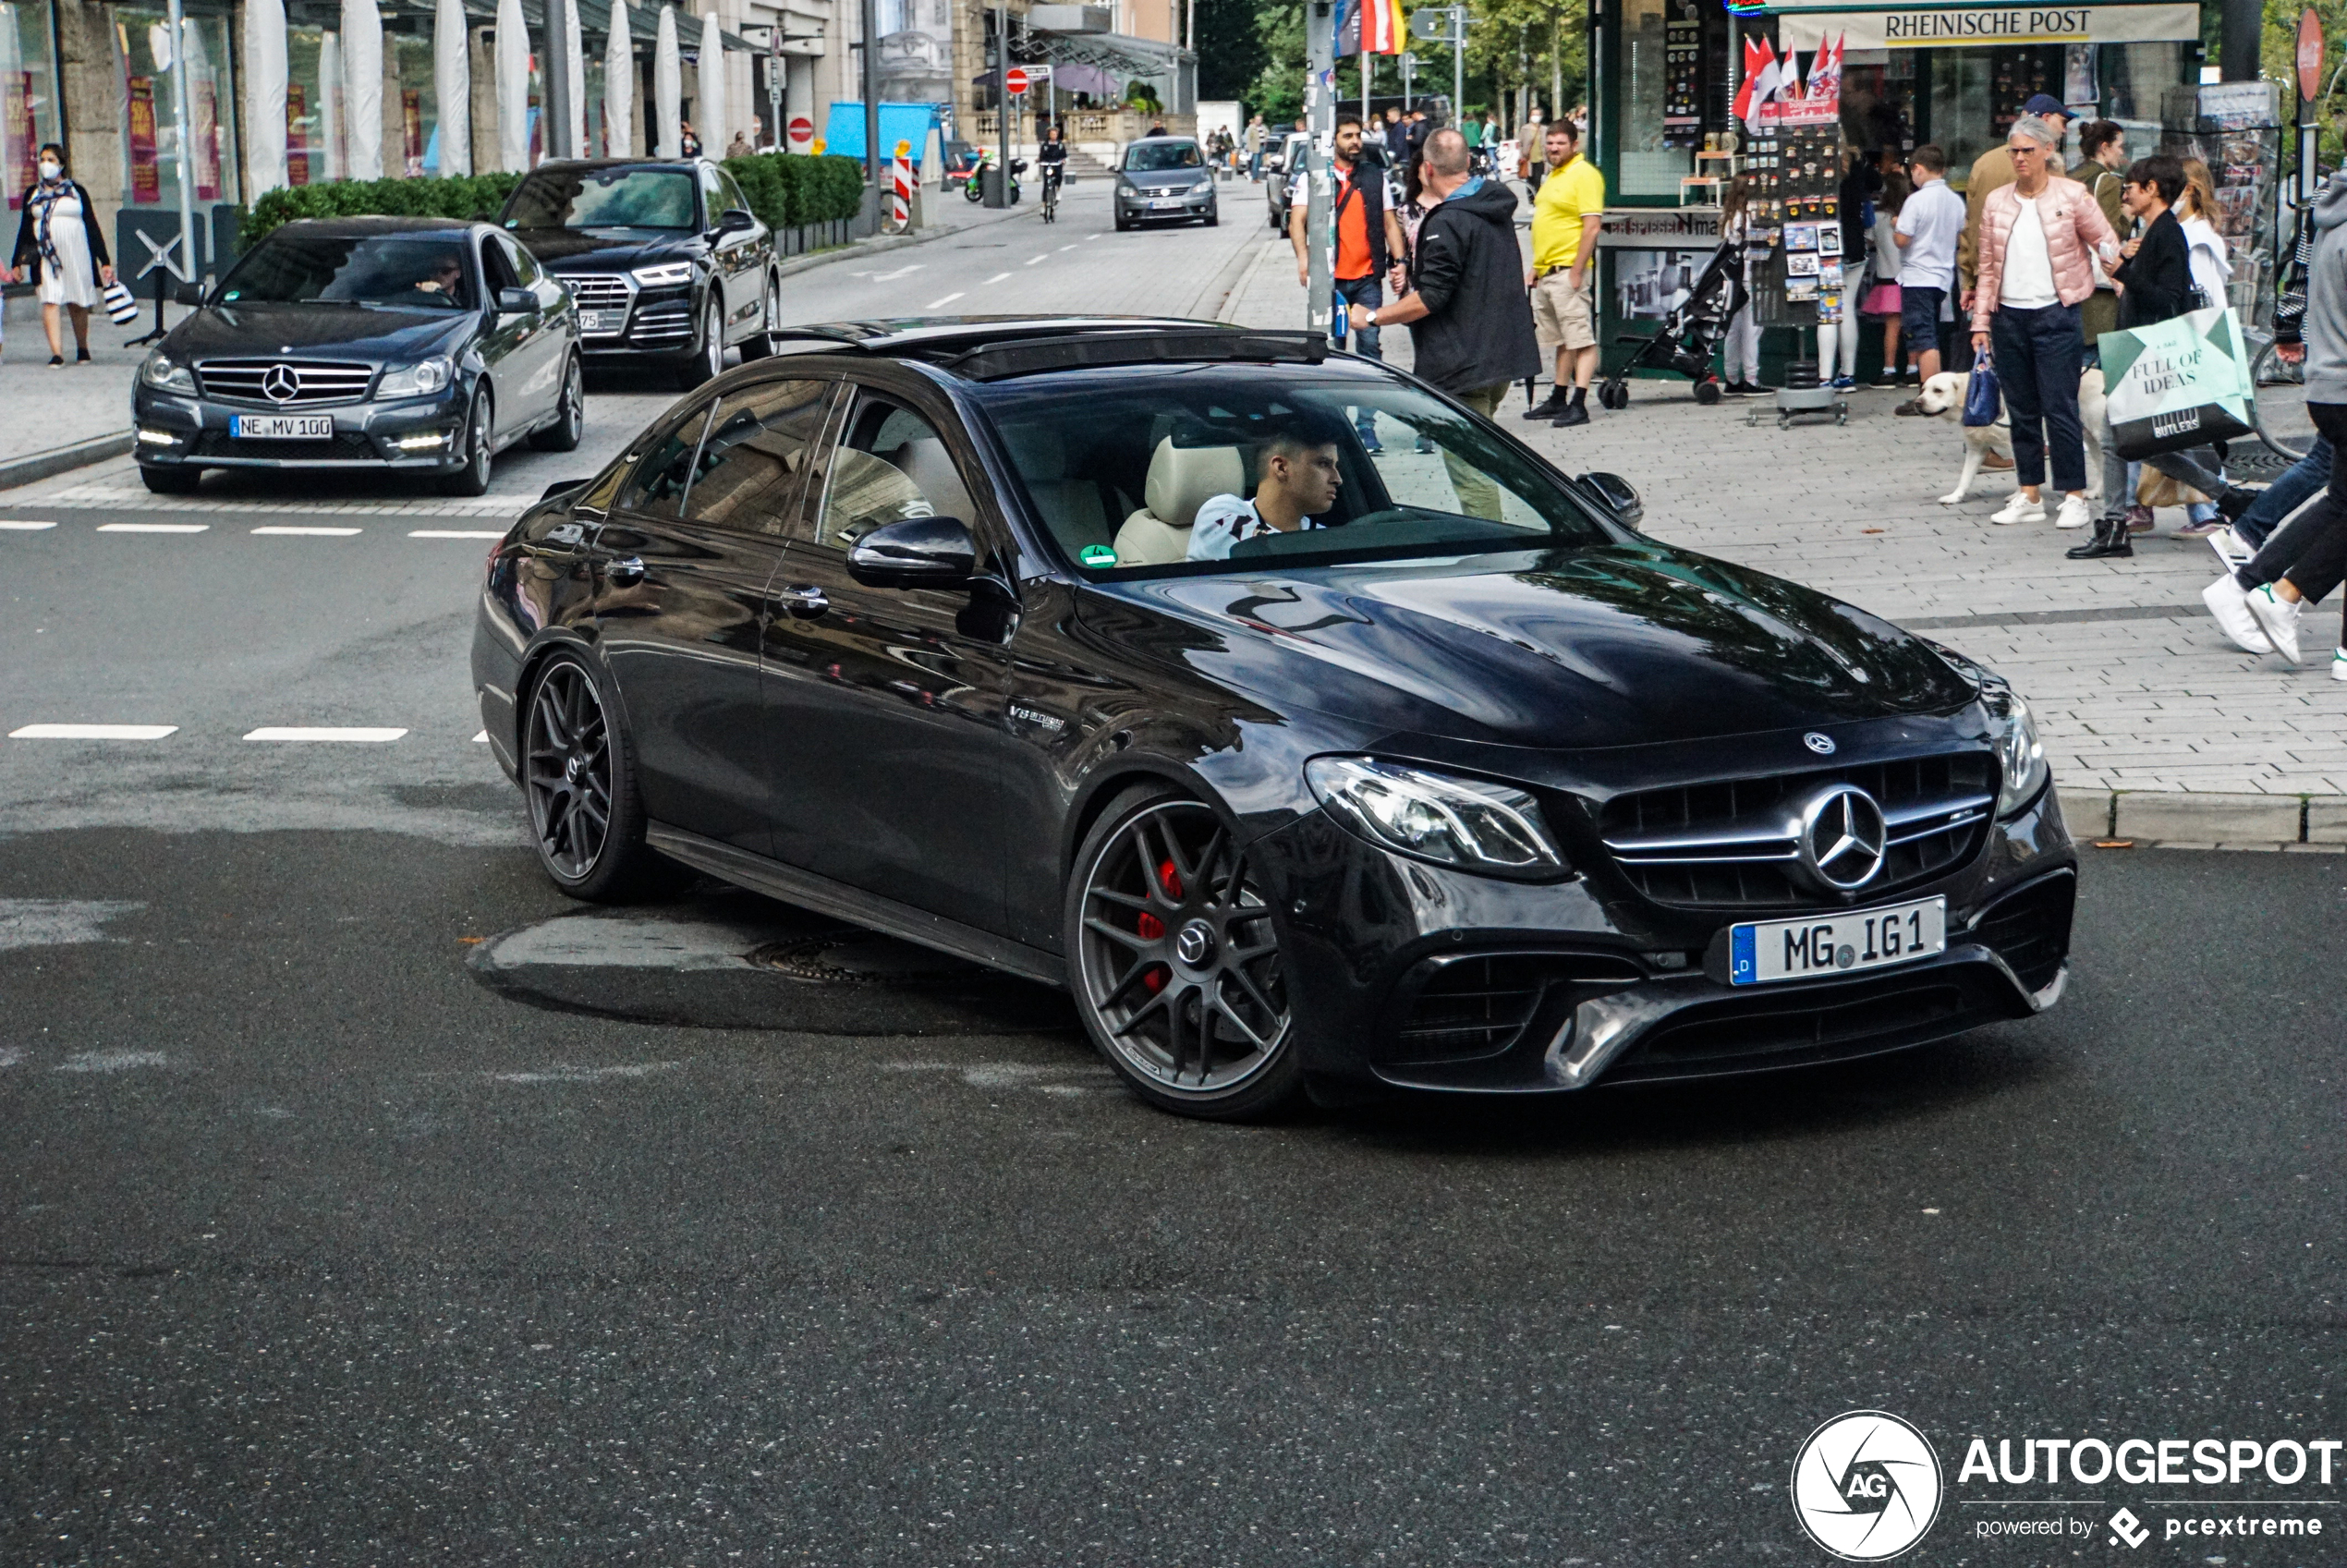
[1137,858,1184,993]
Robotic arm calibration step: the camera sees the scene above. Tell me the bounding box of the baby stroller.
[1594,233,1747,409]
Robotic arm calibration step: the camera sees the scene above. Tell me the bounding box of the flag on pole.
[1361,0,1405,54]
[1742,38,1781,136]
[1806,32,1843,103]
[1730,35,1765,124]
[1333,0,1359,56]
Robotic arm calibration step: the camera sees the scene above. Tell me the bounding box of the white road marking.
[869,263,925,282]
[97,522,208,533]
[491,1062,680,1084]
[55,1050,168,1073]
[927,292,966,309]
[0,899,143,950]
[251,525,362,537]
[0,519,55,529]
[1024,254,1050,265]
[1059,243,1078,251]
[984,272,1012,284]
[410,529,505,539]
[243,726,408,742]
[9,723,178,740]
[472,730,490,743]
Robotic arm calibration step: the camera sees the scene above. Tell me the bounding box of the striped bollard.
[891,140,914,233]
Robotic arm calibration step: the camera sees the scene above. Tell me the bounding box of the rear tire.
[139,464,201,494]
[1267,208,1282,231]
[520,651,679,903]
[437,390,494,497]
[528,356,585,451]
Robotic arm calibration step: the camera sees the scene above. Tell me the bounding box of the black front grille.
[1386,952,1644,1064]
[1969,872,2075,992]
[1604,968,2013,1085]
[197,359,376,405]
[1595,751,1999,911]
[193,431,380,462]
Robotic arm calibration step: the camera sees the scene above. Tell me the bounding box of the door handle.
[545,522,585,546]
[605,555,647,585]
[772,583,829,618]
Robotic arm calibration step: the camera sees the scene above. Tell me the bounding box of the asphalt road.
[4,194,2344,1565]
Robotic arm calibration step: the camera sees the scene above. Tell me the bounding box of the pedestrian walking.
[1966,115,2118,531]
[8,144,114,368]
[1720,177,1767,395]
[1891,144,1964,414]
[1346,128,1540,520]
[2071,119,2128,351]
[1862,169,1909,386]
[1383,105,1409,164]
[727,128,754,159]
[1521,118,1604,427]
[1292,114,1407,450]
[1245,114,1266,180]
[1959,94,2080,311]
[1522,105,1548,188]
[1818,144,1873,390]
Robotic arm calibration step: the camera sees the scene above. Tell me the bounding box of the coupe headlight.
[1116,179,1138,196]
[630,261,695,286]
[1305,756,1567,880]
[139,352,196,395]
[377,356,453,397]
[1983,683,2049,816]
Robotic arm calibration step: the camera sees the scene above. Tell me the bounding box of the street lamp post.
[1305,0,1333,335]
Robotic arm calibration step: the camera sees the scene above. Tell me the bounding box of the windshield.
[1123,141,1204,172]
[979,364,1611,577]
[505,167,699,230]
[217,233,477,310]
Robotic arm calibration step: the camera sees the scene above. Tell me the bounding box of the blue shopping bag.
[1962,356,2001,427]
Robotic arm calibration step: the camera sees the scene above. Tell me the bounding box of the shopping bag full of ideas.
[2099,305,2256,460]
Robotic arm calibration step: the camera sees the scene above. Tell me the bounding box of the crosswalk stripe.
[97,522,208,533]
[252,526,363,536]
[9,723,178,740]
[243,727,408,742]
[411,529,506,539]
[0,520,56,530]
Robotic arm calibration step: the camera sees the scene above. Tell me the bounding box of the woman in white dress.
[8,143,116,366]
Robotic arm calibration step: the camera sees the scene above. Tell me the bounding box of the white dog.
[1913,368,2106,504]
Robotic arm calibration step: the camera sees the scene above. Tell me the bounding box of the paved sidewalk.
[1221,236,2347,830]
[0,293,198,467]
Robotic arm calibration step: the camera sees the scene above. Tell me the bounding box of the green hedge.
[240,155,863,250]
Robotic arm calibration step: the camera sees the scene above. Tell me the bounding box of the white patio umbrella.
[696,9,723,154]
[433,0,470,175]
[318,30,343,179]
[603,0,634,158]
[242,0,286,194]
[561,0,585,157]
[495,0,529,170]
[653,6,680,158]
[341,0,383,179]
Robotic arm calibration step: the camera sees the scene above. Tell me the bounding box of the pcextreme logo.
[1791,1410,1946,1561]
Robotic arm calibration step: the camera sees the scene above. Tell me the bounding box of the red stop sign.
[2300,8,2325,104]
[787,115,812,144]
[1004,67,1030,95]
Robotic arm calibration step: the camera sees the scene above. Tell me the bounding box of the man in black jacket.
[1347,128,1540,518]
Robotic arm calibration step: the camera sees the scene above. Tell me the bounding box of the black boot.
[1552,386,1591,428]
[1520,385,1571,421]
[2216,484,2263,523]
[2065,516,2134,559]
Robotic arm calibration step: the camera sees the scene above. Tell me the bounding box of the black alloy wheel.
[520,653,671,901]
[675,295,725,390]
[438,389,494,497]
[1067,792,1301,1120]
[739,276,783,361]
[529,356,585,451]
[139,464,201,494]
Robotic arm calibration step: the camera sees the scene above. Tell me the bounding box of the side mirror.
[496,286,536,315]
[715,208,756,235]
[173,280,206,306]
[1578,470,1643,529]
[847,515,978,590]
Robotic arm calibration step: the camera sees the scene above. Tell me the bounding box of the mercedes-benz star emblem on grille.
[1797,784,1888,892]
[1804,732,1836,755]
[261,364,300,403]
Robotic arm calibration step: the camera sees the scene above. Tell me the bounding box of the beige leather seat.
[1003,426,1113,551]
[1112,439,1246,565]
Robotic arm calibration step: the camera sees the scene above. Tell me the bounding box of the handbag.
[1962,354,2002,427]
[2101,304,2256,460]
[102,278,139,324]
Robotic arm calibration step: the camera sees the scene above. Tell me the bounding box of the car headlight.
[630,261,695,286]
[1982,681,2049,816]
[1117,180,1137,196]
[139,352,196,395]
[1305,756,1567,880]
[376,356,453,397]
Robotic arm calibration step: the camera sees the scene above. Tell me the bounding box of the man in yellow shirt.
[1524,120,1604,427]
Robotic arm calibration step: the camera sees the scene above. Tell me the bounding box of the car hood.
[1084,544,1979,751]
[513,228,700,270]
[165,302,475,363]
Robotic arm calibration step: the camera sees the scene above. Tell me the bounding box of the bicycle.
[1041,165,1063,223]
[2249,331,2314,462]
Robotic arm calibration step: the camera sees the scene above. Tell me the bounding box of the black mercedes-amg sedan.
[132,217,583,496]
[470,318,2075,1121]
[500,158,781,390]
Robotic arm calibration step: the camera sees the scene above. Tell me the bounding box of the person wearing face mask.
[8,145,115,366]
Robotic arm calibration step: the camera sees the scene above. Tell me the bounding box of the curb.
[2061,786,2347,846]
[0,431,134,492]
[1193,231,1276,322]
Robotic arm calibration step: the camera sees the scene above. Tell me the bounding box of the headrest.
[1142,438,1245,531]
[1000,424,1066,481]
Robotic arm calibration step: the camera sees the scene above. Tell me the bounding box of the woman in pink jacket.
[1968,115,2122,531]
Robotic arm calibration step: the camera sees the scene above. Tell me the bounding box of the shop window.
[1617,0,1688,197]
[286,25,344,185]
[0,0,62,212]
[113,7,240,207]
[391,30,437,176]
[2101,41,2183,154]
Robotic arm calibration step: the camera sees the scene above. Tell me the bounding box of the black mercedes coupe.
[132,217,583,496]
[470,318,2075,1121]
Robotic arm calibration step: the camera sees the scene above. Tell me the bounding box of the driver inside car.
[1187,417,1345,561]
[407,250,468,304]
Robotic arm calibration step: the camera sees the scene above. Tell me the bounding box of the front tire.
[529,356,585,451]
[674,295,724,391]
[1065,789,1303,1122]
[437,389,494,497]
[139,464,201,494]
[520,651,674,903]
[738,275,783,361]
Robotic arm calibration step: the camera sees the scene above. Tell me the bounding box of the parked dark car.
[1264,130,1307,230]
[472,318,2074,1122]
[130,216,582,496]
[1113,138,1218,230]
[501,158,782,390]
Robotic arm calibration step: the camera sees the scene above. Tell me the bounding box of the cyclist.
[1039,123,1068,220]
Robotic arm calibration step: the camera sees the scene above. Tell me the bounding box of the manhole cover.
[749,930,993,990]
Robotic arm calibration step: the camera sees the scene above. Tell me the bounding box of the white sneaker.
[2201,574,2274,654]
[2207,525,2256,571]
[2244,582,2304,665]
[1990,492,2047,526]
[2334,647,2347,682]
[2053,493,2094,530]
